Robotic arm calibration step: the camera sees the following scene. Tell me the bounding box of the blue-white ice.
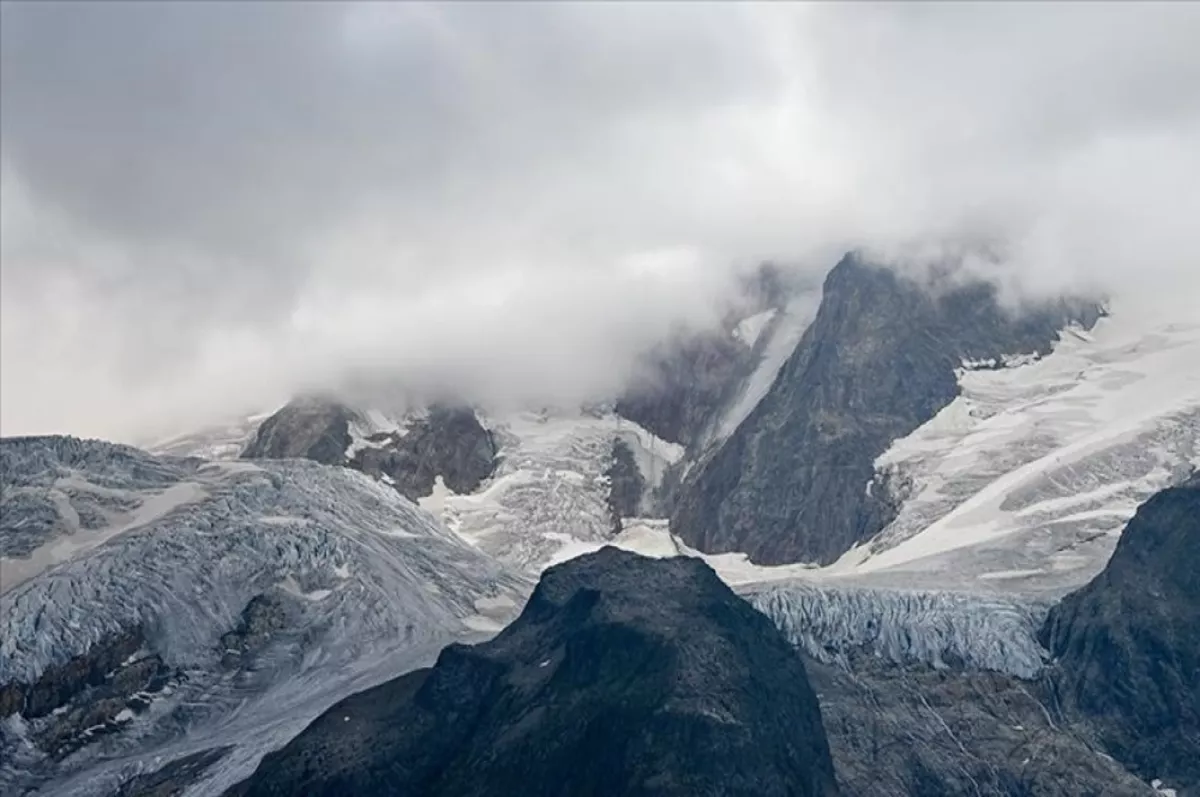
[0,436,527,796]
[746,582,1051,679]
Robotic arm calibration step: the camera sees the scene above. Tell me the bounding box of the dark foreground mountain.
[226,547,840,797]
[1041,473,1200,794]
[672,253,1104,565]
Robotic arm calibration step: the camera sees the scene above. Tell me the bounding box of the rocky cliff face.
[241,399,498,502]
[227,548,840,797]
[808,658,1155,797]
[671,254,1103,565]
[616,329,756,450]
[615,263,795,450]
[349,405,498,501]
[1040,473,1200,794]
[240,397,356,465]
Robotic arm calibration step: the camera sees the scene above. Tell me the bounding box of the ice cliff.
[746,582,1052,679]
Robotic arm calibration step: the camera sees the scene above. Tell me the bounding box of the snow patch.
[461,615,504,633]
[1152,779,1178,797]
[733,309,777,347]
[418,476,453,516]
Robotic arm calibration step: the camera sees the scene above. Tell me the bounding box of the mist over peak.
[2,3,1198,442]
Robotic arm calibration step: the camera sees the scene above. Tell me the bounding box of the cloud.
[2,2,1199,442]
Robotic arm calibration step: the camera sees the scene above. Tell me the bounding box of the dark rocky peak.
[1040,475,1200,793]
[604,438,645,533]
[670,252,1103,566]
[227,548,840,797]
[241,398,499,503]
[240,395,359,465]
[350,404,498,501]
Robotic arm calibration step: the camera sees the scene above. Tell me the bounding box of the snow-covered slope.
[833,312,1200,593]
[422,410,684,573]
[0,436,525,796]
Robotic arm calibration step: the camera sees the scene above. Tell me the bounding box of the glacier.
[423,409,683,573]
[0,436,526,796]
[746,582,1051,679]
[835,312,1200,593]
[536,521,1053,680]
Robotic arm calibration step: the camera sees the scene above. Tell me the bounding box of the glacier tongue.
[0,436,526,796]
[746,582,1051,680]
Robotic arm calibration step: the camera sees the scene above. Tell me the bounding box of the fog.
[2,2,1198,442]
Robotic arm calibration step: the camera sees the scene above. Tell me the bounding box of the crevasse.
[745,582,1052,679]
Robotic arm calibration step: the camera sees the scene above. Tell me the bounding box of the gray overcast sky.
[3,2,1199,442]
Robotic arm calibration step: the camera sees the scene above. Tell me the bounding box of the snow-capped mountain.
[670,254,1109,567]
[6,252,1197,795]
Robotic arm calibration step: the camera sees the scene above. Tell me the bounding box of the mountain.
[671,253,1105,566]
[1041,473,1200,794]
[234,399,686,575]
[241,399,498,503]
[12,251,1197,796]
[239,397,360,465]
[226,547,840,797]
[0,436,525,796]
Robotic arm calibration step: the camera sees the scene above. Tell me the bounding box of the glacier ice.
[850,315,1200,591]
[429,410,681,573]
[0,436,526,796]
[747,582,1051,679]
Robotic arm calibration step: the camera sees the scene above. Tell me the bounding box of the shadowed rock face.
[240,397,355,465]
[227,548,840,797]
[615,263,795,450]
[350,405,498,501]
[808,659,1156,797]
[616,329,754,449]
[604,438,645,532]
[242,399,498,502]
[671,254,1103,566]
[0,625,179,761]
[1041,474,1200,793]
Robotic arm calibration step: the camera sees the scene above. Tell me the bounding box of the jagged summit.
[670,253,1104,566]
[240,398,499,502]
[227,548,840,797]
